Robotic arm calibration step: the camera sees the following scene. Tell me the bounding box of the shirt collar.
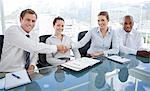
[19,26,30,35]
[51,34,65,38]
[51,34,57,38]
[122,28,134,35]
[97,27,111,34]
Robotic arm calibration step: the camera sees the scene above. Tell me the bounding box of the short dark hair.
[123,15,134,23]
[53,16,64,26]
[20,9,37,19]
[98,11,109,21]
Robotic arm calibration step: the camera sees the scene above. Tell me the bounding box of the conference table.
[0,53,150,91]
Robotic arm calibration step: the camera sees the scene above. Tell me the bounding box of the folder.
[4,69,31,89]
[107,55,130,64]
[61,57,101,71]
[0,78,5,89]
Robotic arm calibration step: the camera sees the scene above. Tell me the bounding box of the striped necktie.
[24,35,30,69]
[124,33,130,47]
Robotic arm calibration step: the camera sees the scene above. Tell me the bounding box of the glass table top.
[0,53,149,91]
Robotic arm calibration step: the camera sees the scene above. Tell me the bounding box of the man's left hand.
[27,65,35,74]
[136,50,150,58]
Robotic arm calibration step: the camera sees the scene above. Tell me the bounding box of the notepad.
[0,78,5,89]
[4,69,31,89]
[135,62,150,73]
[107,55,130,64]
[61,57,101,71]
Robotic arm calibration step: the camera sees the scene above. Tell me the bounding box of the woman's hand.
[90,51,104,58]
[57,45,69,53]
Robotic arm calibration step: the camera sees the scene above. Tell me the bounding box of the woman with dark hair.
[73,11,119,58]
[46,16,81,65]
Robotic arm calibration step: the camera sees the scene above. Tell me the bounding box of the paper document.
[5,69,31,89]
[135,62,150,73]
[61,57,100,71]
[0,78,5,89]
[107,55,130,64]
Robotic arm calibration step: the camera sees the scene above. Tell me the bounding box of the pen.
[12,74,21,79]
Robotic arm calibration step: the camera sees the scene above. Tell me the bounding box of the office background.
[0,0,150,48]
[0,1,150,90]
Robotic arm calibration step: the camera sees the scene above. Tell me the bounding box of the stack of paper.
[5,69,31,89]
[107,55,130,64]
[0,78,5,89]
[61,57,100,71]
[135,62,150,73]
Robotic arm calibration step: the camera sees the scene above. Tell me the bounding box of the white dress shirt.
[0,25,57,72]
[46,35,81,66]
[118,28,144,55]
[72,27,119,55]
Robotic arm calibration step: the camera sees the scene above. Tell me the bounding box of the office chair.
[0,35,4,60]
[37,35,52,68]
[78,31,91,57]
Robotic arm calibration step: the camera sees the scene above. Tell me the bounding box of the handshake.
[57,44,71,53]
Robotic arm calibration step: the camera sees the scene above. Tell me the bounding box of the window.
[1,0,91,41]
[93,0,150,48]
[0,0,4,35]
[0,0,150,48]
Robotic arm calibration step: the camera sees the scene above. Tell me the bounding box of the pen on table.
[12,74,21,79]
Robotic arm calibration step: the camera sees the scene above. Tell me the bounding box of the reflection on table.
[0,53,149,91]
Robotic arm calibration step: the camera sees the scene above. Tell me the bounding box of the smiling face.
[97,15,109,30]
[20,13,36,33]
[123,16,134,33]
[53,20,65,35]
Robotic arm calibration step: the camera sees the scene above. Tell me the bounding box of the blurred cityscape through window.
[0,0,149,48]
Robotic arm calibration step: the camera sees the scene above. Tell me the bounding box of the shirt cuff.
[126,49,137,55]
[71,42,80,49]
[133,50,137,55]
[103,51,108,57]
[30,62,36,67]
[52,45,57,53]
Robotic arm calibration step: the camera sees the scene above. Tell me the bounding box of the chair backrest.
[0,35,4,59]
[78,31,91,57]
[37,35,52,68]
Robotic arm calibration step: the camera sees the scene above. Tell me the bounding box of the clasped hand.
[90,51,104,58]
[57,45,70,53]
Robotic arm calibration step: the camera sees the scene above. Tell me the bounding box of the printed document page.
[5,69,31,89]
[135,62,150,73]
[107,55,130,64]
[61,57,100,71]
[0,78,5,89]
